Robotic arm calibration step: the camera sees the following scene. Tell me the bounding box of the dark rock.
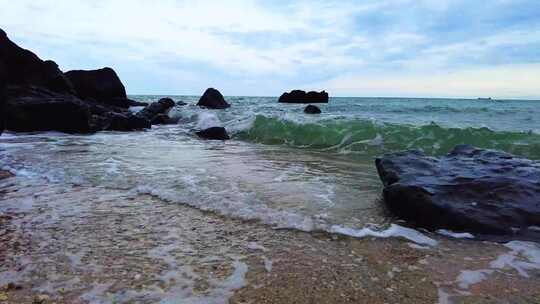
[4,86,92,133]
[0,84,5,135]
[136,97,176,125]
[176,100,187,106]
[107,97,147,108]
[304,105,321,114]
[151,114,179,125]
[129,100,149,107]
[196,127,230,140]
[65,68,128,106]
[0,170,14,180]
[106,112,151,131]
[278,90,328,103]
[376,145,540,241]
[197,88,230,109]
[0,29,151,134]
[0,28,75,94]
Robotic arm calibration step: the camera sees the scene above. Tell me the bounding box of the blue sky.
[1,0,539,98]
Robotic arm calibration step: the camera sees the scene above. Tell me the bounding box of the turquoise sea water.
[1,96,539,234]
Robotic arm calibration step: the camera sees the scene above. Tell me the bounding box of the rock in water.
[136,97,176,125]
[196,127,230,140]
[376,145,540,241]
[197,88,230,109]
[278,90,328,103]
[304,105,321,114]
[65,68,130,107]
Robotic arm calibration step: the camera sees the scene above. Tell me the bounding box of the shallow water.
[1,96,539,236]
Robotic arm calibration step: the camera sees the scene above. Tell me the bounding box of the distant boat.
[477,97,492,101]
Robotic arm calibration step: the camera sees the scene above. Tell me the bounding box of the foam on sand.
[436,229,474,239]
[330,224,438,246]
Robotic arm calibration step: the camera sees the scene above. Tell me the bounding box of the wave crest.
[235,115,540,158]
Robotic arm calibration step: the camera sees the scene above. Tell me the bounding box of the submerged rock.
[137,97,176,125]
[304,104,321,114]
[196,127,230,140]
[197,88,230,109]
[376,145,540,241]
[278,90,328,103]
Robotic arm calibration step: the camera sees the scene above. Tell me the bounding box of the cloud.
[317,63,540,99]
[0,0,539,97]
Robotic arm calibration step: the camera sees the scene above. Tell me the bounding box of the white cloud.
[317,64,540,99]
[0,0,538,97]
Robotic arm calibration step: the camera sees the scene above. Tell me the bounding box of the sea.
[1,96,540,237]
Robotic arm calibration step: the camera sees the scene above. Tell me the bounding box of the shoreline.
[1,175,539,303]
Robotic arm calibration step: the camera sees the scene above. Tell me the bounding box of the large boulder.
[197,88,230,109]
[136,97,176,124]
[376,145,540,241]
[65,68,130,106]
[304,105,321,114]
[0,29,150,134]
[196,127,230,140]
[278,90,328,103]
[0,28,74,94]
[4,86,92,133]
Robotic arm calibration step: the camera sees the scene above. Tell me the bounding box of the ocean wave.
[234,115,540,159]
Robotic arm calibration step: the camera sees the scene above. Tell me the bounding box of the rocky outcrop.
[196,127,230,140]
[278,90,328,103]
[4,86,92,133]
[197,88,230,109]
[0,28,151,134]
[65,68,138,108]
[136,98,177,125]
[0,28,74,95]
[304,105,321,114]
[376,145,540,241]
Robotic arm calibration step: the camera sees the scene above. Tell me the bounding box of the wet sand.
[1,173,539,303]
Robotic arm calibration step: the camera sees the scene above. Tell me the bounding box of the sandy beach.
[1,173,539,304]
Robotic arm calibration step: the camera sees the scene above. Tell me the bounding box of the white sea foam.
[456,269,493,289]
[135,186,437,246]
[437,288,453,304]
[436,229,474,239]
[444,240,540,299]
[263,256,273,272]
[330,224,438,246]
[246,242,267,252]
[197,112,222,129]
[490,241,540,277]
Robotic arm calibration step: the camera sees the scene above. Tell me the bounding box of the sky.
[1,0,539,98]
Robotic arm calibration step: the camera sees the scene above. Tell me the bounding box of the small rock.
[196,127,230,140]
[197,88,230,109]
[304,105,321,114]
